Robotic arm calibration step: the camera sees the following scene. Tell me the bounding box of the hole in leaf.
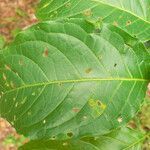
[43,120,46,124]
[51,136,56,140]
[114,63,117,67]
[117,117,123,123]
[126,20,132,26]
[97,100,101,106]
[83,116,87,120]
[67,132,73,138]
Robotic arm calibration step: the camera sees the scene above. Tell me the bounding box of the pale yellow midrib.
[3,77,149,95]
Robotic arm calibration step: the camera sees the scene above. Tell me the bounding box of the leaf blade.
[0,21,149,140]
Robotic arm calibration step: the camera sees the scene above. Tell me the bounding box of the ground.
[0,0,150,149]
[0,0,38,149]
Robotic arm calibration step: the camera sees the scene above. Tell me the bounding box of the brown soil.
[0,0,38,149]
[0,0,38,42]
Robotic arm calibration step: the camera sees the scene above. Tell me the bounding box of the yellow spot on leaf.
[117,117,123,123]
[88,99,96,107]
[63,142,68,146]
[43,120,46,124]
[88,99,107,118]
[83,9,92,16]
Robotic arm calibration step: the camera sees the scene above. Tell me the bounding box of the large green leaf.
[0,20,149,140]
[36,0,150,41]
[20,127,146,150]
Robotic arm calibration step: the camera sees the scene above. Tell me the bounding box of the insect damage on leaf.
[88,99,106,118]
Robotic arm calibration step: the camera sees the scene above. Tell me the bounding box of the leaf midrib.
[3,78,148,95]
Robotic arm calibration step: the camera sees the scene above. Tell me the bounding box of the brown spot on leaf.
[113,21,118,26]
[97,100,101,106]
[83,9,92,16]
[126,20,132,26]
[43,48,49,57]
[85,68,92,74]
[72,108,80,113]
[96,100,106,109]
